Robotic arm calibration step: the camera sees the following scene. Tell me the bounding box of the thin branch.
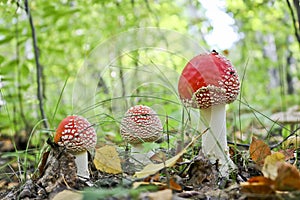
[293,0,300,32]
[24,0,49,129]
[15,11,30,132]
[286,0,300,49]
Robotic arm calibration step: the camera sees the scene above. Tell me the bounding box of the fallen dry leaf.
[187,154,217,186]
[133,156,181,178]
[275,162,300,191]
[141,173,181,191]
[133,178,181,192]
[168,177,182,191]
[142,189,173,200]
[262,152,285,180]
[134,135,201,178]
[282,136,300,149]
[143,173,160,182]
[249,137,271,167]
[150,152,167,163]
[242,156,300,195]
[52,190,82,200]
[38,151,50,175]
[132,181,166,189]
[93,145,122,174]
[7,182,19,189]
[240,176,275,194]
[278,148,295,160]
[0,179,7,188]
[177,190,201,198]
[0,138,14,151]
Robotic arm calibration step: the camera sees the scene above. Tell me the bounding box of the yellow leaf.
[262,152,285,180]
[132,181,166,189]
[93,145,122,174]
[52,190,82,200]
[282,136,300,149]
[134,134,201,178]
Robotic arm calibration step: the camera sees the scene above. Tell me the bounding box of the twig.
[227,141,250,148]
[24,0,49,129]
[270,126,300,149]
[286,0,300,49]
[293,0,300,34]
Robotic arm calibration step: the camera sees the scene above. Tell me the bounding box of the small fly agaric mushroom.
[54,115,97,179]
[178,50,240,177]
[120,105,163,165]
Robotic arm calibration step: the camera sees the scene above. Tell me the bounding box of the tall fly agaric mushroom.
[54,115,97,179]
[120,105,163,165]
[178,50,240,177]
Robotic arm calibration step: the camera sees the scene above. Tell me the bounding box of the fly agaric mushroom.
[178,50,240,177]
[120,105,163,165]
[54,115,97,179]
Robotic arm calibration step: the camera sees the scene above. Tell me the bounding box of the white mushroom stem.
[73,151,89,179]
[200,104,236,177]
[130,144,155,165]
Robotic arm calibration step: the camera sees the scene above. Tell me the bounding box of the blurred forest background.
[0,0,300,177]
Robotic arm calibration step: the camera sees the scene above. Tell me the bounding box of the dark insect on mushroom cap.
[178,50,240,109]
[120,105,163,144]
[54,115,97,152]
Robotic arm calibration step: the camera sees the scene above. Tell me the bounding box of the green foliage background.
[0,0,299,152]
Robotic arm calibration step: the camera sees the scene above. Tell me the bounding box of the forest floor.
[1,134,300,200]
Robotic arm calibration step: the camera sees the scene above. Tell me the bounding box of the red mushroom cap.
[178,50,240,109]
[54,115,97,152]
[120,105,163,144]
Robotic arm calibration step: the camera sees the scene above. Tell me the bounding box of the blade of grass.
[51,77,69,125]
[22,119,47,182]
